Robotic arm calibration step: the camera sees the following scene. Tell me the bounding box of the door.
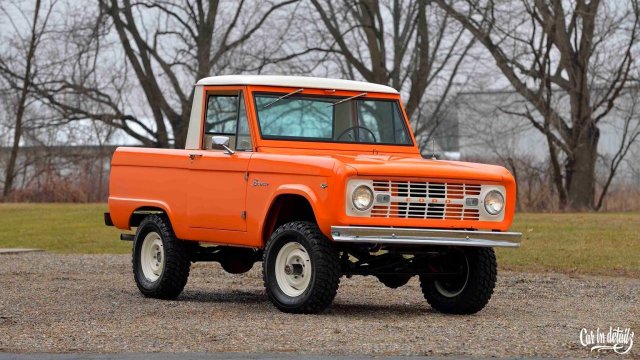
[187,89,254,231]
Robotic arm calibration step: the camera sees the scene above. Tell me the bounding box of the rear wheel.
[419,247,496,314]
[132,215,190,299]
[263,221,340,313]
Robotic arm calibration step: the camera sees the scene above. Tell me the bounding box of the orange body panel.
[108,85,517,248]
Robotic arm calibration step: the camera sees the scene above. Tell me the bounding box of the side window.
[205,95,238,134]
[204,93,252,151]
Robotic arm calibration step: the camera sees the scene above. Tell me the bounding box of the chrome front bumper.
[330,226,521,248]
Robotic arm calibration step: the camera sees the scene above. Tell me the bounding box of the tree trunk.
[2,0,41,200]
[2,111,23,199]
[565,123,599,210]
[171,112,191,149]
[565,73,598,210]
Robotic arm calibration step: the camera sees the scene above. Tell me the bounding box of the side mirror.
[211,135,235,155]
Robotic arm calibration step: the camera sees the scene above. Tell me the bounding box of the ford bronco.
[105,75,521,314]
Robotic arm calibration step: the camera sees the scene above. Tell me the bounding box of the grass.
[499,212,640,277]
[0,203,128,254]
[0,203,638,276]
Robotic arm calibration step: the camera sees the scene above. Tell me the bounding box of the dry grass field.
[0,203,638,276]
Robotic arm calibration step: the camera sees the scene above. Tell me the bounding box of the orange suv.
[105,75,521,314]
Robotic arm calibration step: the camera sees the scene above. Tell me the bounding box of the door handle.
[188,153,203,160]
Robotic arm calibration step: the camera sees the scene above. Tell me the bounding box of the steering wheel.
[336,126,377,143]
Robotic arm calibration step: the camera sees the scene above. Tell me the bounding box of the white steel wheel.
[140,231,164,282]
[434,254,469,298]
[274,242,312,297]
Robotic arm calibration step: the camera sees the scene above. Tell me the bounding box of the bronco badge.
[252,179,269,187]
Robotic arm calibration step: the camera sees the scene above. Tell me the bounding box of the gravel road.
[0,253,638,358]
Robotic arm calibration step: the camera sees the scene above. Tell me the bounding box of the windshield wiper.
[262,88,304,108]
[328,92,367,107]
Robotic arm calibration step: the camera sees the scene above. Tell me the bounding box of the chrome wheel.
[274,241,311,297]
[434,253,469,298]
[140,231,164,282]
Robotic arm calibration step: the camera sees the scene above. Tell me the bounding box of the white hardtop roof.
[196,75,399,94]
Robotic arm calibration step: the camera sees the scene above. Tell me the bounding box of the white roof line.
[196,75,399,94]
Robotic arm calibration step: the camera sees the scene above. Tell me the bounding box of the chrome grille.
[371,180,481,220]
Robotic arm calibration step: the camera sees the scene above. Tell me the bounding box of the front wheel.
[263,221,340,313]
[419,247,497,314]
[132,214,190,299]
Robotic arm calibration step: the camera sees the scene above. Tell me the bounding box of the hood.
[331,154,510,182]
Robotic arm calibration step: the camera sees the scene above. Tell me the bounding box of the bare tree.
[433,0,640,210]
[301,0,475,150]
[33,0,296,148]
[0,0,55,200]
[594,85,640,210]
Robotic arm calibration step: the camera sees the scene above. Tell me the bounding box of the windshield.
[254,94,412,145]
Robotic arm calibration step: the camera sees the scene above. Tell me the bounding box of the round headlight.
[484,190,505,215]
[352,185,374,211]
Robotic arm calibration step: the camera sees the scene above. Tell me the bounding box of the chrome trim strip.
[330,226,521,248]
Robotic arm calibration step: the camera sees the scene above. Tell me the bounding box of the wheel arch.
[109,197,177,230]
[129,205,171,228]
[261,191,318,248]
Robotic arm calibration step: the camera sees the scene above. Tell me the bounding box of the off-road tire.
[419,247,496,314]
[132,214,190,299]
[377,274,412,289]
[263,221,340,313]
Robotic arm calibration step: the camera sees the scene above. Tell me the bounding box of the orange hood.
[331,154,512,182]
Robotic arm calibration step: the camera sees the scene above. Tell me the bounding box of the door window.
[204,92,253,151]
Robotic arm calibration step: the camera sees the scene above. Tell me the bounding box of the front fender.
[250,180,338,248]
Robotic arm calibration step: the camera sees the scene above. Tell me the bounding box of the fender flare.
[259,184,328,245]
[109,197,175,230]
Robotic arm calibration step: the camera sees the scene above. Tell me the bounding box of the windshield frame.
[251,91,415,147]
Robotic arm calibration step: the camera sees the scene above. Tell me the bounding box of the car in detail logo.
[580,327,634,354]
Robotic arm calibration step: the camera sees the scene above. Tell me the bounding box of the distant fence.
[0,145,123,202]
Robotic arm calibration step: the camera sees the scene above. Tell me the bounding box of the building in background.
[449,89,640,187]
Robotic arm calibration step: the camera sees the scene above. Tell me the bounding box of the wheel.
[376,274,412,288]
[262,221,341,313]
[419,247,496,314]
[132,214,190,299]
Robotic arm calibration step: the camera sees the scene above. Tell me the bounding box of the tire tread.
[263,221,340,314]
[133,214,190,299]
[419,247,496,314]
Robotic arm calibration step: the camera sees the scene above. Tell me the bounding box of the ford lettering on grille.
[371,180,481,220]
